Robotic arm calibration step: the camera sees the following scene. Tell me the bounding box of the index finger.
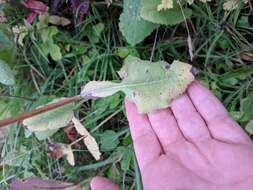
[125,100,162,171]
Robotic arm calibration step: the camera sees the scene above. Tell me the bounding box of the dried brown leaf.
[48,141,75,166]
[49,15,71,26]
[240,52,253,63]
[187,0,211,5]
[72,117,101,160]
[105,0,113,7]
[223,0,248,11]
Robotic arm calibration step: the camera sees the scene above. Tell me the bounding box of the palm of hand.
[142,138,253,190]
[91,82,253,190]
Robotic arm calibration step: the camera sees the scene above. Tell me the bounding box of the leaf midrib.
[85,77,172,95]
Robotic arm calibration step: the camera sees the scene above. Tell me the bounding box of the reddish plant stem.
[0,95,82,128]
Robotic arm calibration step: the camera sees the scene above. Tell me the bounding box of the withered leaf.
[72,117,101,160]
[48,141,75,166]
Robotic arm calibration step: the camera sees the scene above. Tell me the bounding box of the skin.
[90,81,253,190]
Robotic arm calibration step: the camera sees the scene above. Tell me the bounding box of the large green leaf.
[140,0,192,25]
[0,25,16,65]
[87,23,105,44]
[0,59,15,86]
[49,43,62,61]
[23,98,74,131]
[1,145,31,168]
[40,26,62,61]
[119,0,158,46]
[34,129,59,141]
[41,26,58,43]
[100,130,120,151]
[117,146,133,171]
[81,56,194,113]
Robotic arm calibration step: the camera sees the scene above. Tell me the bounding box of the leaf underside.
[81,56,194,113]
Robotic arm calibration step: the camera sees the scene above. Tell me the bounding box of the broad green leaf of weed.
[0,59,15,85]
[40,43,50,56]
[238,16,250,27]
[0,25,16,64]
[49,43,62,61]
[81,56,194,113]
[41,26,58,43]
[93,94,121,115]
[217,33,231,50]
[100,130,120,151]
[72,44,89,55]
[40,26,62,61]
[23,98,74,132]
[114,47,140,58]
[245,120,253,135]
[34,129,59,141]
[140,0,192,25]
[86,23,105,44]
[1,145,31,168]
[117,146,133,171]
[240,92,253,122]
[119,0,158,46]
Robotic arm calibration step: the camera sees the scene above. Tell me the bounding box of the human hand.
[91,81,253,190]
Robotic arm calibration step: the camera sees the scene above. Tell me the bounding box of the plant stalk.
[0,95,82,128]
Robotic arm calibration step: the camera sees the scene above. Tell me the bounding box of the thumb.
[90,176,120,190]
